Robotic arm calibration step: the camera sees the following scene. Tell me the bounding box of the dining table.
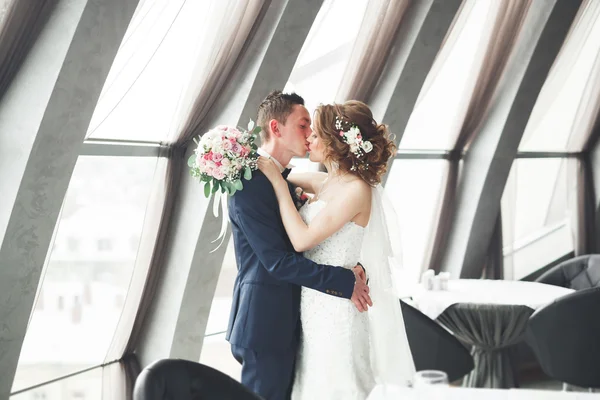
[410,279,574,388]
[367,385,598,400]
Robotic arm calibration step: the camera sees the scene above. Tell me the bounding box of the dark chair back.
[536,255,600,290]
[401,300,474,382]
[133,358,264,400]
[526,287,600,388]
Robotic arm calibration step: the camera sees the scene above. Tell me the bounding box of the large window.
[10,368,102,400]
[11,156,158,394]
[87,0,223,142]
[384,160,447,281]
[501,158,574,280]
[283,0,369,114]
[519,2,600,152]
[199,236,240,380]
[399,0,500,150]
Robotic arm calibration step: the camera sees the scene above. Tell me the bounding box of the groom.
[226,91,371,400]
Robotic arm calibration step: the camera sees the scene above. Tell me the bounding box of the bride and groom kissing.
[226,90,415,400]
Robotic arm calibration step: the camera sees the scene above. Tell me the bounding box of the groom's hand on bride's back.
[351,265,372,312]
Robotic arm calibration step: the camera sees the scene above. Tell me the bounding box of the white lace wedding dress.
[291,200,376,400]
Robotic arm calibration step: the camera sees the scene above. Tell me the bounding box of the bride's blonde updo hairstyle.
[314,100,396,186]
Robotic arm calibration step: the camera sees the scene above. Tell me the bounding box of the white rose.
[204,130,217,140]
[362,140,373,153]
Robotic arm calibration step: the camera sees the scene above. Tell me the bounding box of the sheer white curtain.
[519,0,600,152]
[400,0,501,150]
[173,0,266,143]
[101,0,266,372]
[87,0,262,142]
[0,0,13,28]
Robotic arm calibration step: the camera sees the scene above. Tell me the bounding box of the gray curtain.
[424,156,459,273]
[335,0,411,102]
[438,303,533,388]
[0,0,58,102]
[455,0,533,150]
[482,211,504,280]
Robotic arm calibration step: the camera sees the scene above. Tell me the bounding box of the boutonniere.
[293,187,310,210]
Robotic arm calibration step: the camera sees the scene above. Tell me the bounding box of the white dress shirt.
[257,148,294,173]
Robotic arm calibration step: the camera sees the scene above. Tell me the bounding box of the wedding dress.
[291,189,415,400]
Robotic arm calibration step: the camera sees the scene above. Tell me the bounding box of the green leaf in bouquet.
[233,179,243,191]
[253,126,261,135]
[222,182,233,195]
[187,154,196,167]
[247,119,255,131]
[243,166,252,180]
[204,181,211,198]
[212,180,220,193]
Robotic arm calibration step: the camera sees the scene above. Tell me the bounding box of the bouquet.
[188,120,261,197]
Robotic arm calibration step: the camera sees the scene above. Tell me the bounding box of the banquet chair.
[535,255,600,290]
[133,358,264,400]
[526,287,600,390]
[400,300,474,383]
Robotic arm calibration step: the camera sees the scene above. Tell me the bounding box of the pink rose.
[221,158,231,167]
[231,143,242,154]
[223,140,233,151]
[213,168,226,180]
[213,152,223,162]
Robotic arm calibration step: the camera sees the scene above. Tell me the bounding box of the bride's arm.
[258,158,369,252]
[287,172,327,194]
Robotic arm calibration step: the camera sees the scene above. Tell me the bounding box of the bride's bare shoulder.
[341,178,371,202]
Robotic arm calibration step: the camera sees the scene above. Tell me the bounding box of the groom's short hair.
[257,90,305,142]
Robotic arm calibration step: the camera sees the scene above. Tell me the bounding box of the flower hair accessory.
[335,116,373,171]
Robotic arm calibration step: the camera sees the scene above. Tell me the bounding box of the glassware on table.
[421,269,435,290]
[413,370,449,388]
[438,272,450,291]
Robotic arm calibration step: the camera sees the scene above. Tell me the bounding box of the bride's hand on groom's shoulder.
[257,156,282,184]
[351,266,372,312]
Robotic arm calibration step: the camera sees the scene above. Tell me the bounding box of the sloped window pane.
[12,157,158,392]
[284,0,368,114]
[502,159,574,279]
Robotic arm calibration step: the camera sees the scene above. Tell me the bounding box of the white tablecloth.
[412,279,574,320]
[367,385,598,400]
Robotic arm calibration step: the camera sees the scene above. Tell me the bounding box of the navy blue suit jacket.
[226,171,355,352]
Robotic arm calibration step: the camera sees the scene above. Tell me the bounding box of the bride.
[258,100,416,399]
